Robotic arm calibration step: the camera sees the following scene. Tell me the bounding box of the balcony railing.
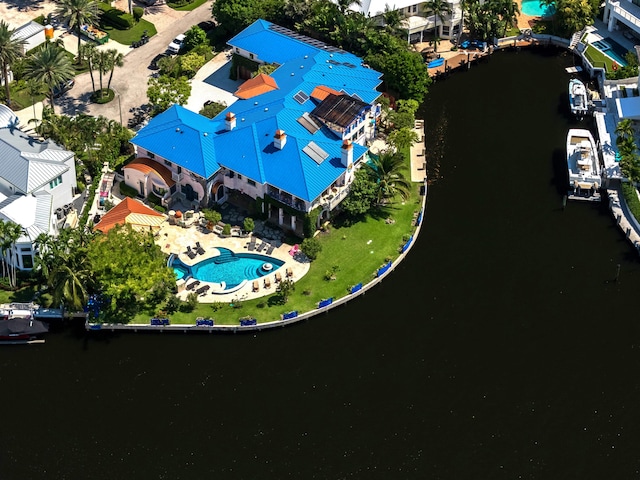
[611,1,640,29]
[267,191,307,212]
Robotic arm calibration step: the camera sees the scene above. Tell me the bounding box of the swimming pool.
[521,0,555,16]
[591,38,629,67]
[173,248,284,289]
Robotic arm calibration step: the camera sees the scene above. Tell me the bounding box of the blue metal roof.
[132,20,382,202]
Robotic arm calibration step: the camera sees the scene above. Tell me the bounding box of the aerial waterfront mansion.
[126,20,383,234]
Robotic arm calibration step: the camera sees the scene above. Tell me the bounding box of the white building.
[344,0,463,42]
[0,104,77,270]
[603,0,640,40]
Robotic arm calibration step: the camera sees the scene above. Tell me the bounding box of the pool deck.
[157,221,310,303]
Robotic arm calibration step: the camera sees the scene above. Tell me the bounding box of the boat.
[427,57,445,69]
[0,315,48,344]
[569,78,589,118]
[566,129,602,201]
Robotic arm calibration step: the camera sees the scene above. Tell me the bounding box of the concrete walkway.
[607,185,640,252]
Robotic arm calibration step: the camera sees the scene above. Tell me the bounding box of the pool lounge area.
[157,221,309,303]
[591,37,629,67]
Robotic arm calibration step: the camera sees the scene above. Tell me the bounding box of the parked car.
[197,21,215,32]
[149,53,167,70]
[167,33,185,54]
[52,79,75,98]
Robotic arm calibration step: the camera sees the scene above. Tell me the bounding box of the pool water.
[521,0,555,16]
[592,37,629,67]
[173,248,284,289]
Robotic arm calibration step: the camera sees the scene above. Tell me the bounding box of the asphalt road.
[55,0,215,125]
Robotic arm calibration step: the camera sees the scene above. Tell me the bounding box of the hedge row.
[98,2,135,29]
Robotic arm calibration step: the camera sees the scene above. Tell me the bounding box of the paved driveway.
[55,1,215,124]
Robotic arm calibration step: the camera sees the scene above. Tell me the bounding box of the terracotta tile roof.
[125,157,176,187]
[310,85,341,101]
[234,73,279,99]
[94,197,164,233]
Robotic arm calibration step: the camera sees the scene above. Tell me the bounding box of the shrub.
[119,181,138,198]
[132,6,144,21]
[199,100,226,119]
[165,295,181,314]
[202,208,222,225]
[179,51,205,78]
[303,208,320,237]
[183,25,207,51]
[153,205,167,213]
[222,224,231,236]
[179,292,199,312]
[243,217,255,232]
[98,3,135,29]
[301,237,322,261]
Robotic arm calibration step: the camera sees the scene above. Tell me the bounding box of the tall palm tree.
[79,43,97,92]
[382,4,405,37]
[364,150,413,204]
[24,43,74,108]
[55,0,100,65]
[336,0,362,15]
[493,0,519,37]
[0,220,24,288]
[95,49,111,96]
[24,78,45,126]
[422,0,452,52]
[105,49,124,92]
[50,264,90,310]
[615,118,635,145]
[0,20,26,107]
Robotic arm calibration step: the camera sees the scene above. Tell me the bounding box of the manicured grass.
[0,285,38,304]
[101,19,156,45]
[132,149,423,326]
[168,0,209,11]
[8,84,47,111]
[621,182,640,223]
[583,44,614,72]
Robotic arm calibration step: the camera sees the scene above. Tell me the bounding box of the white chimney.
[225,112,236,131]
[341,139,353,167]
[274,129,287,150]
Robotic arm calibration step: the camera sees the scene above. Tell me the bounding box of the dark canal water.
[2,48,640,479]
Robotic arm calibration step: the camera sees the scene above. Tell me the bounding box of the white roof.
[615,97,640,120]
[12,21,45,41]
[0,191,53,242]
[0,127,72,193]
[0,104,18,129]
[349,0,459,16]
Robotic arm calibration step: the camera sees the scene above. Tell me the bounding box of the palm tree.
[24,78,45,126]
[615,118,635,145]
[50,264,90,310]
[493,0,519,37]
[24,43,74,108]
[0,20,26,107]
[80,43,97,92]
[422,0,452,52]
[336,0,362,15]
[0,220,24,288]
[105,49,124,92]
[388,127,420,151]
[364,150,413,204]
[382,4,406,37]
[55,0,100,65]
[95,49,111,96]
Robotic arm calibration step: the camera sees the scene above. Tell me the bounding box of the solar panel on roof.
[343,62,357,68]
[303,141,329,164]
[328,59,341,65]
[297,112,321,134]
[267,23,345,54]
[293,91,309,104]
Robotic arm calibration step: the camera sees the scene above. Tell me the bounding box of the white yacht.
[567,129,601,201]
[569,78,589,119]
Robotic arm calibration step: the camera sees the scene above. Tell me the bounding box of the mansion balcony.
[267,189,307,212]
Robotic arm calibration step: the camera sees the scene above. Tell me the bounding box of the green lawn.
[0,284,38,305]
[101,19,157,45]
[132,149,423,326]
[167,0,209,11]
[583,44,615,72]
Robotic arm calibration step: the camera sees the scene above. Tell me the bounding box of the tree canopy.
[147,74,191,113]
[86,224,175,323]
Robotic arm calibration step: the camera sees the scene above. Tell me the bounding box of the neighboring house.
[343,0,463,42]
[94,197,165,234]
[603,0,640,39]
[128,19,383,233]
[0,104,77,270]
[12,21,46,54]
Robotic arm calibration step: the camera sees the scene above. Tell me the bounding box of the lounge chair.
[186,280,200,290]
[286,267,293,278]
[195,241,205,255]
[257,241,267,253]
[252,280,260,292]
[196,285,210,295]
[266,243,275,255]
[275,271,282,283]
[186,246,196,259]
[264,276,271,289]
[248,237,257,251]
